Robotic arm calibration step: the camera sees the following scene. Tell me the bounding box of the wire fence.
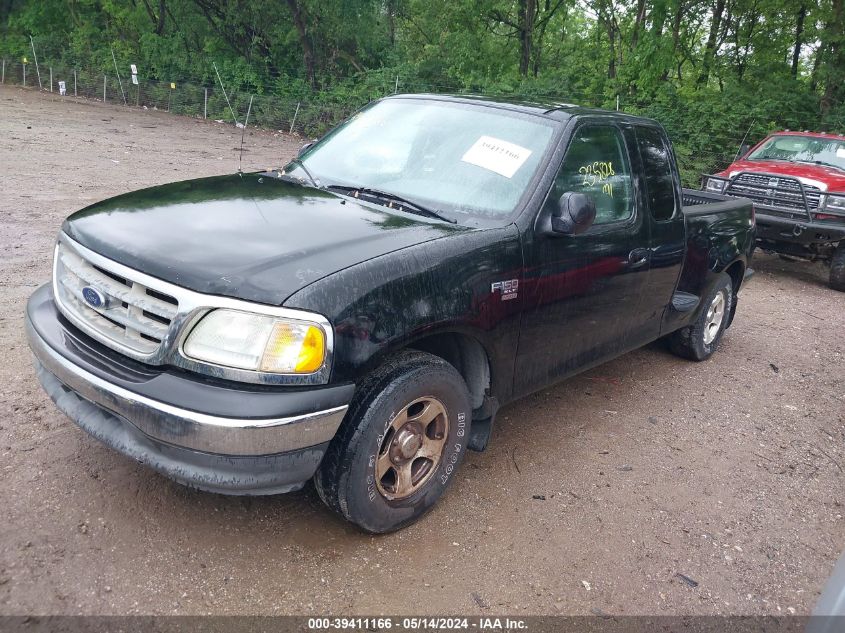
[0,58,761,186]
[0,59,366,139]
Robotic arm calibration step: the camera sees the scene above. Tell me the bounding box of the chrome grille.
[726,173,821,218]
[54,240,178,355]
[49,233,334,385]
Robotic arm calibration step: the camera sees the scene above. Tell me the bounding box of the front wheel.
[669,273,734,361]
[314,351,471,533]
[830,243,845,292]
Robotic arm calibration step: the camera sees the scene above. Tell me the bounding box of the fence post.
[74,69,77,96]
[204,88,208,119]
[22,63,26,87]
[110,48,126,105]
[1,59,5,84]
[50,67,53,92]
[29,35,42,89]
[290,101,301,134]
[394,75,399,93]
[103,75,106,102]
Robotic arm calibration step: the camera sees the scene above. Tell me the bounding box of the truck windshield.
[747,135,845,172]
[287,98,556,220]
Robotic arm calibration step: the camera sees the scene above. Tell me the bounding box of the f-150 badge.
[491,279,519,300]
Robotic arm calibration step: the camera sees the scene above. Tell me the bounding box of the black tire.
[830,243,845,292]
[669,273,734,362]
[314,350,471,533]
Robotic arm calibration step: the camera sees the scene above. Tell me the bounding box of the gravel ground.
[1,86,843,617]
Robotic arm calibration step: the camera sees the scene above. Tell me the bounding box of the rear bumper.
[26,284,353,494]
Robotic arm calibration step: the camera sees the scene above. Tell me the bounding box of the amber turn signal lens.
[259,321,325,374]
[295,325,326,373]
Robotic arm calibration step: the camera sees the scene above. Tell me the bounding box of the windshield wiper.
[284,158,321,188]
[796,159,845,172]
[326,185,457,224]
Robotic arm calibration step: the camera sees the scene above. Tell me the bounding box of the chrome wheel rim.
[375,396,449,501]
[703,291,726,345]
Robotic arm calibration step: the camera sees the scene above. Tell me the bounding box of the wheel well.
[407,333,490,411]
[725,261,745,294]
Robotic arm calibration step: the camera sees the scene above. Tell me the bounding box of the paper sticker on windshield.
[461,136,532,178]
[837,147,845,158]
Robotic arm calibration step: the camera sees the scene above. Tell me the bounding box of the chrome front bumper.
[26,284,354,494]
[27,315,348,455]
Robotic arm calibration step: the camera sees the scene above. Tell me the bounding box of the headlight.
[824,194,845,211]
[705,177,727,193]
[183,309,327,374]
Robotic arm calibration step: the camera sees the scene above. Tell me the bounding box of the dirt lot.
[1,86,843,617]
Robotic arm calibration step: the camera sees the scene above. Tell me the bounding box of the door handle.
[628,248,650,268]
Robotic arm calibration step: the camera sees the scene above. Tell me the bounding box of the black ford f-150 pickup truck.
[26,95,755,532]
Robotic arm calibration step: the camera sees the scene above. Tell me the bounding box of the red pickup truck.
[704,131,845,291]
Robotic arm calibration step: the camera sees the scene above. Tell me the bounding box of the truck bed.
[668,188,756,322]
[681,188,752,214]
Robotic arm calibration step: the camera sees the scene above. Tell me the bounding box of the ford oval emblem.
[81,286,108,309]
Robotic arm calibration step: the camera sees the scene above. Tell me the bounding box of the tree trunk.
[671,0,683,53]
[387,0,397,46]
[791,4,806,79]
[607,26,616,79]
[141,0,168,35]
[811,43,825,92]
[156,0,167,35]
[517,0,537,76]
[595,0,617,79]
[668,0,683,79]
[822,0,845,115]
[631,0,647,49]
[286,0,316,88]
[735,4,760,81]
[531,28,543,77]
[650,0,668,38]
[532,0,555,76]
[698,0,726,86]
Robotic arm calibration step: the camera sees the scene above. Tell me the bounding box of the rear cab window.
[635,126,678,221]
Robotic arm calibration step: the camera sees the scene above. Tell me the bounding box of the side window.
[551,125,634,225]
[636,126,677,221]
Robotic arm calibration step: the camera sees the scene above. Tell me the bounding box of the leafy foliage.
[2,0,844,184]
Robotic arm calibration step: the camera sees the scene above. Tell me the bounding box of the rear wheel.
[669,273,734,361]
[314,351,470,533]
[830,243,845,292]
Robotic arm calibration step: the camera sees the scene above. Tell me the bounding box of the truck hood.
[62,173,463,305]
[719,159,845,192]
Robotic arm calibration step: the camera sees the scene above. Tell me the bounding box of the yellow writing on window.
[578,162,615,197]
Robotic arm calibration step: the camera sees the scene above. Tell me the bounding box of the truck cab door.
[631,125,687,331]
[513,122,653,397]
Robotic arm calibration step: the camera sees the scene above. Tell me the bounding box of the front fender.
[284,226,524,402]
